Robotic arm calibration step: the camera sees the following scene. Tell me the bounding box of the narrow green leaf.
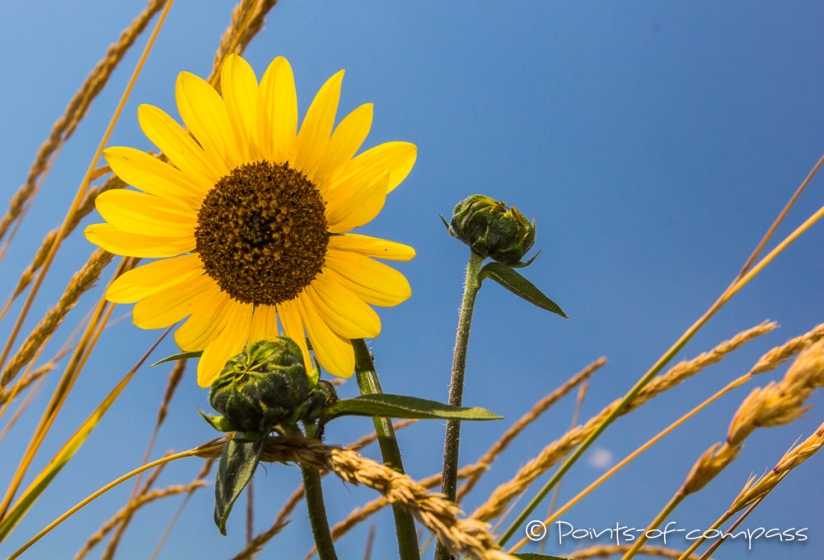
[513,555,568,560]
[151,351,201,367]
[323,394,502,422]
[479,262,568,318]
[214,437,264,535]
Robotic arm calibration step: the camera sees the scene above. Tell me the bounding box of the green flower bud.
[209,338,309,433]
[450,194,536,264]
[300,380,340,423]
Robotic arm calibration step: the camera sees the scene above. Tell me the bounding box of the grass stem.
[7,449,196,559]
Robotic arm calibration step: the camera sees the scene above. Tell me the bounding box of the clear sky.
[1,1,823,559]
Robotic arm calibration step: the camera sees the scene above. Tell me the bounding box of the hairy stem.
[352,339,420,560]
[434,249,484,560]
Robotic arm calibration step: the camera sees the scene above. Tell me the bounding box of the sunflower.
[84,54,416,387]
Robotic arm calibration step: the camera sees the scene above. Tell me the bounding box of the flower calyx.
[447,194,536,264]
[205,338,338,436]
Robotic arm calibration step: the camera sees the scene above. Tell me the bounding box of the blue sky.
[1,1,823,559]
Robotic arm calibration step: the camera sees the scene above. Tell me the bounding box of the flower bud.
[450,194,536,264]
[300,380,340,423]
[209,338,309,433]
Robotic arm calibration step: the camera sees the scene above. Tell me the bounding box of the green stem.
[434,249,484,560]
[301,466,338,560]
[352,339,420,560]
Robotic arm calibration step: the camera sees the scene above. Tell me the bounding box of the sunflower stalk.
[352,339,420,560]
[300,423,339,560]
[434,248,484,560]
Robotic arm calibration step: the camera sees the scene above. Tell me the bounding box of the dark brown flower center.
[195,161,328,306]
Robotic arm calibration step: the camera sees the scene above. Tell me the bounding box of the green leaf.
[479,262,568,318]
[513,555,569,560]
[198,409,236,432]
[323,394,502,422]
[151,351,202,367]
[214,437,264,535]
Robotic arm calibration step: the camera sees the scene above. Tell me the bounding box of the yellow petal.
[176,71,241,170]
[132,274,214,329]
[313,103,373,187]
[174,284,232,351]
[324,250,411,307]
[296,294,354,378]
[309,273,381,339]
[196,303,253,387]
[248,305,278,344]
[293,70,344,178]
[258,56,297,165]
[106,254,203,304]
[332,141,416,194]
[325,171,388,233]
[138,104,224,185]
[84,223,194,258]
[328,234,415,262]
[95,190,197,237]
[221,54,260,163]
[277,299,311,374]
[103,146,206,207]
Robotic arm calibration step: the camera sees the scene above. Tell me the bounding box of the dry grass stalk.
[231,487,297,560]
[325,469,475,548]
[471,322,775,522]
[75,480,207,560]
[156,359,187,428]
[363,523,377,560]
[677,322,824,498]
[264,420,416,560]
[0,374,47,445]
[10,175,124,301]
[348,419,417,452]
[0,0,166,246]
[101,359,188,560]
[148,459,215,560]
[628,321,777,414]
[196,436,515,560]
[1,249,114,386]
[572,543,706,559]
[208,0,279,88]
[625,340,824,560]
[0,309,95,418]
[750,322,824,374]
[680,443,741,495]
[457,358,606,500]
[326,360,605,544]
[0,361,54,407]
[728,339,824,445]
[729,421,824,514]
[0,310,128,412]
[677,421,824,560]
[77,457,170,558]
